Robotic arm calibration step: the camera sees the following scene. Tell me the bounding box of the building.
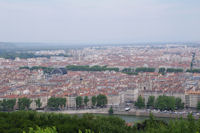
[185,91,200,108]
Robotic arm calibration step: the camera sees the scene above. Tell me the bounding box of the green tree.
[2,111,200,133]
[1,99,16,111]
[96,94,107,107]
[135,67,155,73]
[91,96,97,107]
[159,67,166,75]
[47,97,66,110]
[159,68,165,73]
[79,129,95,133]
[76,96,83,108]
[47,97,58,109]
[147,96,155,109]
[168,96,176,111]
[122,68,132,73]
[197,101,200,110]
[166,68,183,73]
[155,96,175,111]
[18,98,32,110]
[0,101,2,110]
[187,113,196,133]
[84,96,89,107]
[135,95,145,109]
[35,98,42,109]
[24,127,57,133]
[108,106,114,115]
[58,97,66,109]
[175,98,184,110]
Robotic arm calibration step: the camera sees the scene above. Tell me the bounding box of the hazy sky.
[0,0,199,44]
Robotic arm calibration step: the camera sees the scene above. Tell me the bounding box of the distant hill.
[0,42,87,51]
[0,42,199,51]
[0,42,17,50]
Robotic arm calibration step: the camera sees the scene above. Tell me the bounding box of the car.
[125,107,130,111]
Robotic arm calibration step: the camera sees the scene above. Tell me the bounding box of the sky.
[0,0,199,44]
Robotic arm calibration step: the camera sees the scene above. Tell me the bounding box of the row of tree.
[186,69,200,73]
[0,97,66,111]
[121,68,138,75]
[67,65,200,74]
[0,95,108,111]
[20,65,200,76]
[0,98,34,111]
[76,94,108,108]
[19,66,54,74]
[121,67,155,74]
[159,67,184,74]
[66,65,119,72]
[159,67,200,74]
[0,51,72,60]
[135,67,155,73]
[66,66,156,74]
[0,52,51,60]
[135,95,185,111]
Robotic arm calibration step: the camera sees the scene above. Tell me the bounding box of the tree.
[135,67,155,73]
[2,111,200,133]
[0,101,2,110]
[35,98,42,109]
[18,98,32,110]
[108,106,114,115]
[135,95,145,109]
[166,68,183,73]
[159,68,165,73]
[187,113,196,133]
[159,68,166,75]
[197,101,200,110]
[84,96,89,107]
[122,68,132,73]
[167,96,176,111]
[96,94,107,107]
[91,96,97,107]
[24,127,57,133]
[175,98,184,110]
[47,97,59,110]
[154,96,175,111]
[79,129,95,133]
[1,99,16,111]
[57,97,66,109]
[147,96,155,109]
[66,65,119,72]
[76,96,83,108]
[47,97,66,110]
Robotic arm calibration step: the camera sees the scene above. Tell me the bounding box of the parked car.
[125,107,130,111]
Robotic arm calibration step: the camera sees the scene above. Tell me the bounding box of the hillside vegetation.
[0,111,200,133]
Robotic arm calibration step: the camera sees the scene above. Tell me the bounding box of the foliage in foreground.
[0,111,130,133]
[0,111,200,133]
[24,127,57,133]
[134,113,200,133]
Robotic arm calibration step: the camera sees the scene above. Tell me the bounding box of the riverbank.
[39,108,200,119]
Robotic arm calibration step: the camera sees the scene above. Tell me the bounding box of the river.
[93,114,171,123]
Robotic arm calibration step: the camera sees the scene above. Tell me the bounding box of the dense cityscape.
[0,43,200,114]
